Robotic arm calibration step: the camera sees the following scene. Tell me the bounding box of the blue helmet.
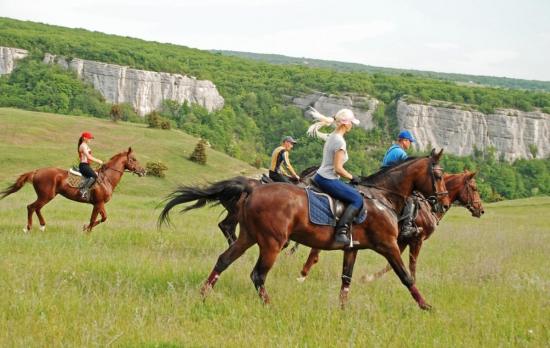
[398,130,416,142]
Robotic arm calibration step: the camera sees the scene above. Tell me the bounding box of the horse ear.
[128,147,133,153]
[433,149,443,162]
[430,148,436,156]
[468,171,477,180]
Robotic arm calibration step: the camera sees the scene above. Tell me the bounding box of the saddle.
[67,167,99,189]
[304,177,366,226]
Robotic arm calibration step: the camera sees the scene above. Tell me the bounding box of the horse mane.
[362,156,424,184]
[105,150,128,164]
[299,165,319,178]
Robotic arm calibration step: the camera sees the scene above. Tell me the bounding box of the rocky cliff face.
[2,46,549,161]
[42,54,224,115]
[397,100,550,161]
[292,92,378,130]
[0,47,28,76]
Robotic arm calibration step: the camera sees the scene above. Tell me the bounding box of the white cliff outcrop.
[293,92,378,130]
[0,47,28,76]
[397,100,550,161]
[42,54,224,115]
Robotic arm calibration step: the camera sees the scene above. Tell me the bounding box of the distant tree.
[147,110,161,128]
[110,104,122,122]
[190,139,207,164]
[529,143,538,159]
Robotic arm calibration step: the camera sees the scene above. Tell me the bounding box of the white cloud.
[425,42,458,51]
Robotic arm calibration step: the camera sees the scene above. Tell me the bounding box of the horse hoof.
[39,225,45,232]
[22,227,29,233]
[420,303,433,311]
[296,276,307,282]
[361,275,374,282]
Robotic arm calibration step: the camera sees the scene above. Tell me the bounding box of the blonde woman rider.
[307,108,363,245]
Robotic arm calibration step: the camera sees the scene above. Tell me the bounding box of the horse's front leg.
[382,244,431,310]
[408,239,423,283]
[84,203,107,233]
[363,240,408,282]
[340,249,358,307]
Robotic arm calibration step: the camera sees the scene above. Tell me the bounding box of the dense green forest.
[1,17,549,202]
[211,50,550,93]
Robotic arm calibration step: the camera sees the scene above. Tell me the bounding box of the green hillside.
[0,108,264,198]
[211,50,550,92]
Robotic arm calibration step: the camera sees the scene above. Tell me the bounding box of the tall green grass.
[1,108,549,347]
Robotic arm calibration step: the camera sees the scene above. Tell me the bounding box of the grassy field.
[1,109,549,347]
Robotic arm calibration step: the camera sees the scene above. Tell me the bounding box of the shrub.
[145,161,169,178]
[146,111,161,128]
[110,104,122,122]
[190,139,207,164]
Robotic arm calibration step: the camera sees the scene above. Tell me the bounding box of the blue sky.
[2,0,549,81]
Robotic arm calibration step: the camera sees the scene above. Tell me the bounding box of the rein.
[357,155,447,209]
[95,153,141,187]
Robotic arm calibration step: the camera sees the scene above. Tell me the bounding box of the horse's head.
[416,149,450,214]
[125,147,147,177]
[460,169,484,217]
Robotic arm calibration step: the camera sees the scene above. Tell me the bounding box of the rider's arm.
[79,144,103,165]
[333,150,353,180]
[283,151,299,179]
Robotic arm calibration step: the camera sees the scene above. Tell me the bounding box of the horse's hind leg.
[25,199,50,233]
[250,247,280,304]
[218,213,238,246]
[202,235,255,296]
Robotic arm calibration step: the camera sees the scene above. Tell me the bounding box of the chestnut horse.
[297,169,484,282]
[181,166,319,246]
[0,147,146,233]
[160,149,450,309]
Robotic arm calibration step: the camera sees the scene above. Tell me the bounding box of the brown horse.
[160,149,451,309]
[297,169,484,282]
[0,147,146,233]
[167,166,319,246]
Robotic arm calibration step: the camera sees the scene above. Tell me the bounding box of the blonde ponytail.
[306,107,334,141]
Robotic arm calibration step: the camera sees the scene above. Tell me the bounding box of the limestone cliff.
[397,100,550,161]
[0,47,28,76]
[42,54,224,115]
[292,92,378,130]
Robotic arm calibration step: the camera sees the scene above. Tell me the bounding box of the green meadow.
[1,108,549,347]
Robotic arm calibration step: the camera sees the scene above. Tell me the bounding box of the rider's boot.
[334,205,359,245]
[81,177,96,199]
[78,177,89,197]
[401,200,420,237]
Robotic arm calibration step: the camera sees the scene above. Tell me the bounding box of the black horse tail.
[158,179,253,227]
[0,171,36,200]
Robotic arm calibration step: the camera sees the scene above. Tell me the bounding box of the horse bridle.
[458,174,482,214]
[414,155,448,208]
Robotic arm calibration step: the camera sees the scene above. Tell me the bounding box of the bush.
[145,161,169,178]
[190,139,207,164]
[146,110,161,128]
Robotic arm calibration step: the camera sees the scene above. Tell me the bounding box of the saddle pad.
[67,172,99,189]
[305,188,367,226]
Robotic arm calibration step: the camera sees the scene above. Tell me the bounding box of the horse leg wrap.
[201,270,221,296]
[258,287,270,304]
[409,285,427,307]
[339,285,350,307]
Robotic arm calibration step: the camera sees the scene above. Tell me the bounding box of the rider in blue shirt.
[382,130,419,237]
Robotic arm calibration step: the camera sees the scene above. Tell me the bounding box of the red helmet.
[81,132,94,139]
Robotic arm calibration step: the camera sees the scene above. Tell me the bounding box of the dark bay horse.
[0,147,146,233]
[160,149,451,309]
[163,166,319,246]
[297,169,484,282]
